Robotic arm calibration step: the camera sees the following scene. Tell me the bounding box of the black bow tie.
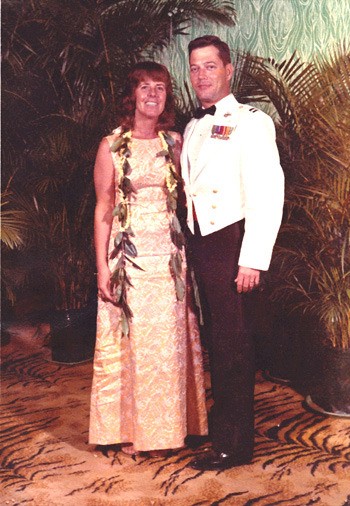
[193,105,216,119]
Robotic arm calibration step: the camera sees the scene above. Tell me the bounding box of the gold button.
[210,220,215,225]
[212,204,217,209]
[213,189,218,193]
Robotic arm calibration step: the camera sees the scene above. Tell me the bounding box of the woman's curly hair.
[119,61,175,132]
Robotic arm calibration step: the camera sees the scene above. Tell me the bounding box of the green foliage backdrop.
[159,0,350,93]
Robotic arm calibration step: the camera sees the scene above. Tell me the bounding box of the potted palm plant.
[258,48,350,415]
[1,113,99,362]
[216,46,350,411]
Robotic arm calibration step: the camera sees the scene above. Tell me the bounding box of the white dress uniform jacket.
[180,94,285,271]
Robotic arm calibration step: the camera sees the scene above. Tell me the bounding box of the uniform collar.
[214,93,239,116]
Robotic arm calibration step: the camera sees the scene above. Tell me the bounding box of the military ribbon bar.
[211,125,234,140]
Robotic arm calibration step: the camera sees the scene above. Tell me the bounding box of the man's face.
[189,45,233,107]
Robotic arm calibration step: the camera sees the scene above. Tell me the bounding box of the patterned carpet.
[1,323,350,506]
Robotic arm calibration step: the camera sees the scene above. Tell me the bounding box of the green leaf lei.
[109,129,186,337]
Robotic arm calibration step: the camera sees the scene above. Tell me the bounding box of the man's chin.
[197,96,213,106]
[194,89,211,100]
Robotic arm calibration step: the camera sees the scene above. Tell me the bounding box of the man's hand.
[235,266,260,293]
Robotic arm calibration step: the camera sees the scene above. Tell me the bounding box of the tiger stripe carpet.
[1,324,349,505]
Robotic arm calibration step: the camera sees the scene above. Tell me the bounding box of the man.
[181,35,284,471]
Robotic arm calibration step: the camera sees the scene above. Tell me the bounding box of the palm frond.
[1,0,235,309]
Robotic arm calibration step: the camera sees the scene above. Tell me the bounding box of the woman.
[89,61,208,457]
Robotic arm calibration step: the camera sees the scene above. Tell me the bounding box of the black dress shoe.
[189,450,251,471]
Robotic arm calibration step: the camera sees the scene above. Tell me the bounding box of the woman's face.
[134,78,167,121]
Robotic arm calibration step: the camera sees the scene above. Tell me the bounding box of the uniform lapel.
[190,96,240,182]
[190,130,213,182]
[182,95,240,184]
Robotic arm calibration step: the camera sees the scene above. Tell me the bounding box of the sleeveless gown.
[89,133,208,451]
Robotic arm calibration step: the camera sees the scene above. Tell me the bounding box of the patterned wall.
[158,0,350,99]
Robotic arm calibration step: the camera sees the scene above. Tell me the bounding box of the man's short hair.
[188,35,232,65]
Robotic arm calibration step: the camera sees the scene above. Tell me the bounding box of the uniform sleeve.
[238,111,285,271]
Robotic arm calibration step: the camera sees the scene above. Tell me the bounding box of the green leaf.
[171,229,185,249]
[115,255,124,269]
[123,158,132,176]
[120,291,133,320]
[110,137,127,153]
[124,272,134,287]
[162,132,175,147]
[167,145,175,163]
[124,226,135,237]
[124,239,137,258]
[114,231,123,248]
[175,276,185,301]
[114,284,123,303]
[120,310,129,337]
[167,193,177,211]
[156,149,169,157]
[110,269,119,282]
[113,202,127,221]
[170,251,182,276]
[125,255,145,271]
[118,267,126,282]
[171,214,181,233]
[110,247,119,260]
[121,176,136,196]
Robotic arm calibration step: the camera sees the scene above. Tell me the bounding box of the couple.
[89,35,284,471]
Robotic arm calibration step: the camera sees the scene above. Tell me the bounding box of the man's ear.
[226,63,234,81]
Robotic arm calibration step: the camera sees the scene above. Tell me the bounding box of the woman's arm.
[94,137,115,302]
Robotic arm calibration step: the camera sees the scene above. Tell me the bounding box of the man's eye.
[207,65,216,71]
[190,67,198,73]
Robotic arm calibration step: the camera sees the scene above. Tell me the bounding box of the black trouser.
[187,221,255,460]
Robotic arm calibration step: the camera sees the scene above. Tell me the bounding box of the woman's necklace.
[109,129,185,337]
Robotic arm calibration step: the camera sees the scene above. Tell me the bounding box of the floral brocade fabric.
[89,134,208,450]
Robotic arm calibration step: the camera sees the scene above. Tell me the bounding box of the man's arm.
[238,111,284,275]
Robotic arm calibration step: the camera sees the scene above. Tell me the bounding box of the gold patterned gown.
[89,133,208,451]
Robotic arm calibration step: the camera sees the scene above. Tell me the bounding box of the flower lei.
[109,129,185,337]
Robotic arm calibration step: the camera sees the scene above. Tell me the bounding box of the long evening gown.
[89,131,208,451]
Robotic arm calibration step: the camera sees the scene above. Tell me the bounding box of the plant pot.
[306,346,350,417]
[50,303,97,364]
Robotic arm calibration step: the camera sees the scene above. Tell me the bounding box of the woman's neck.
[132,119,158,139]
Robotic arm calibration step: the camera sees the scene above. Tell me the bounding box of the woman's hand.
[97,265,115,303]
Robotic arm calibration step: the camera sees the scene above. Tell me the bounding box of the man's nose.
[198,67,207,79]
